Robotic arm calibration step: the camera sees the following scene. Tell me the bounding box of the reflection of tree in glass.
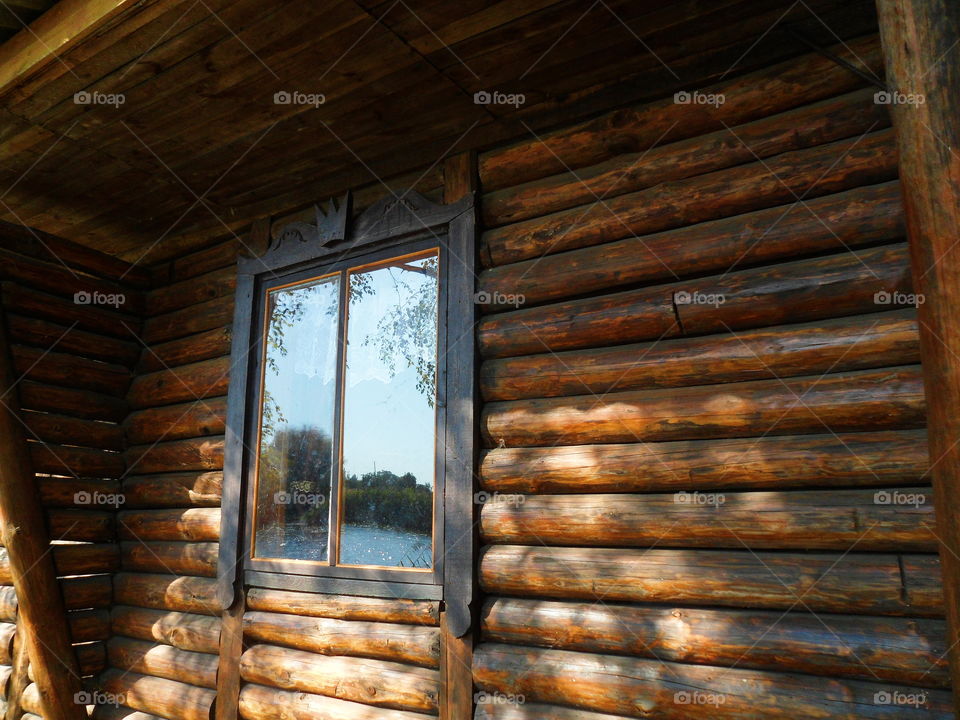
[261,288,311,441]
[343,469,432,534]
[349,256,438,405]
[259,425,332,529]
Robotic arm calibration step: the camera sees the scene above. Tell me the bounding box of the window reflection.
[339,252,438,568]
[253,275,339,561]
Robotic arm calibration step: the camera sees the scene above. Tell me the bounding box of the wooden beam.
[0,0,143,97]
[440,151,477,720]
[0,308,84,719]
[876,0,960,709]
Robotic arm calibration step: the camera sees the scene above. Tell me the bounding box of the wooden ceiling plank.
[0,0,149,97]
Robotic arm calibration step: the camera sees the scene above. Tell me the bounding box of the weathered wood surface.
[0,544,119,582]
[480,181,904,311]
[0,590,14,622]
[125,436,224,474]
[481,429,928,495]
[107,637,218,689]
[877,0,960,707]
[100,669,215,720]
[481,597,948,687]
[483,366,925,447]
[18,380,127,422]
[481,129,897,267]
[479,546,943,616]
[137,327,232,374]
[473,643,954,719]
[112,573,219,616]
[243,610,440,668]
[111,605,220,654]
[120,541,218,577]
[481,310,918,400]
[25,410,125,450]
[11,345,130,396]
[46,509,115,543]
[0,315,85,720]
[61,575,112,609]
[147,266,236,316]
[480,487,936,551]
[245,588,440,626]
[478,35,883,191]
[5,314,140,366]
[29,442,126,478]
[38,478,121,507]
[1,283,138,340]
[239,644,440,714]
[483,88,889,227]
[67,609,111,643]
[124,397,227,445]
[238,683,433,720]
[128,356,230,409]
[479,242,911,358]
[121,472,222,509]
[118,508,220,542]
[142,295,233,345]
[92,706,165,720]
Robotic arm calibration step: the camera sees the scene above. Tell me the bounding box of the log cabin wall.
[96,169,450,720]
[471,33,954,719]
[0,234,148,718]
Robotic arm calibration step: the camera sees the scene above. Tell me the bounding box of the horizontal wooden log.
[481,129,897,267]
[92,706,165,720]
[675,245,915,335]
[239,683,432,720]
[121,472,222,509]
[478,35,883,191]
[137,327,231,374]
[480,181,903,311]
[110,605,220,654]
[29,441,125,478]
[118,508,220,542]
[482,597,949,688]
[125,436,224,474]
[112,573,219,615]
[99,669,215,720]
[61,574,112,610]
[11,344,130,396]
[128,356,230,409]
[240,643,440,714]
[0,588,15,621]
[19,683,40,716]
[481,310,919,401]
[68,608,111,643]
[47,509,115,543]
[243,610,440,668]
[148,266,235,317]
[473,643,954,719]
[120,541,218,577]
[142,295,233,345]
[0,663,11,698]
[245,587,440,626]
[0,622,14,664]
[480,546,943,616]
[483,366,925,447]
[1,283,139,340]
[107,637,218,689]
[480,487,936,551]
[124,396,227,446]
[19,380,127,422]
[38,477,121,507]
[479,242,911,358]
[5,313,140,367]
[74,640,107,676]
[483,89,889,227]
[0,246,144,313]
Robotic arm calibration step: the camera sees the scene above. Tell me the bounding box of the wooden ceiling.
[0,0,879,265]
[0,0,58,45]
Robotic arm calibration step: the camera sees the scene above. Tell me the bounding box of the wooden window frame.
[217,189,476,604]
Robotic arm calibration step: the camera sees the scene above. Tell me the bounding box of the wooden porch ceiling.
[0,0,880,265]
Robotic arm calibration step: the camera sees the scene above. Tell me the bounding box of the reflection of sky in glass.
[342,255,438,486]
[254,275,339,561]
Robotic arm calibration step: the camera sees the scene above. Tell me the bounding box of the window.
[252,249,440,571]
[219,190,475,601]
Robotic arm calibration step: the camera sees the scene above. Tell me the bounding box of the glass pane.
[253,274,339,562]
[339,251,438,568]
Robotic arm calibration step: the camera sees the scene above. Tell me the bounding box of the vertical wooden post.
[876,0,960,708]
[441,151,478,719]
[0,311,85,718]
